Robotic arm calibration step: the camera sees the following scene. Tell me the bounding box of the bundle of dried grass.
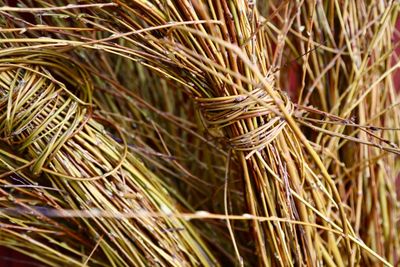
[0,1,399,266]
[29,1,393,265]
[0,48,216,266]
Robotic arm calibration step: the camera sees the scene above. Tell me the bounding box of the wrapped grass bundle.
[0,48,216,266]
[0,1,399,266]
[33,1,394,266]
[0,10,243,262]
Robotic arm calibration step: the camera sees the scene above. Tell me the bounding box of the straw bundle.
[0,0,399,266]
[0,48,216,266]
[40,1,394,265]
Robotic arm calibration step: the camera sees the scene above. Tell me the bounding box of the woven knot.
[0,50,92,174]
[196,88,293,158]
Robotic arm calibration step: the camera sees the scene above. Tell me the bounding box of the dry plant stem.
[0,49,217,267]
[223,150,243,266]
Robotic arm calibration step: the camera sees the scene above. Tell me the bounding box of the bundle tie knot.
[196,87,293,159]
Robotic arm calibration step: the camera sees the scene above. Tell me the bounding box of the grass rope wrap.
[0,49,216,267]
[0,51,92,176]
[196,87,293,156]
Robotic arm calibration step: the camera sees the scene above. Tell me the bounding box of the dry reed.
[0,48,216,266]
[0,1,399,266]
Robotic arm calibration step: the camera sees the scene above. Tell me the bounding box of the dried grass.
[0,1,399,266]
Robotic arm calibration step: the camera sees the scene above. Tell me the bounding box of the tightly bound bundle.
[0,1,399,266]
[0,48,215,266]
[63,1,395,265]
